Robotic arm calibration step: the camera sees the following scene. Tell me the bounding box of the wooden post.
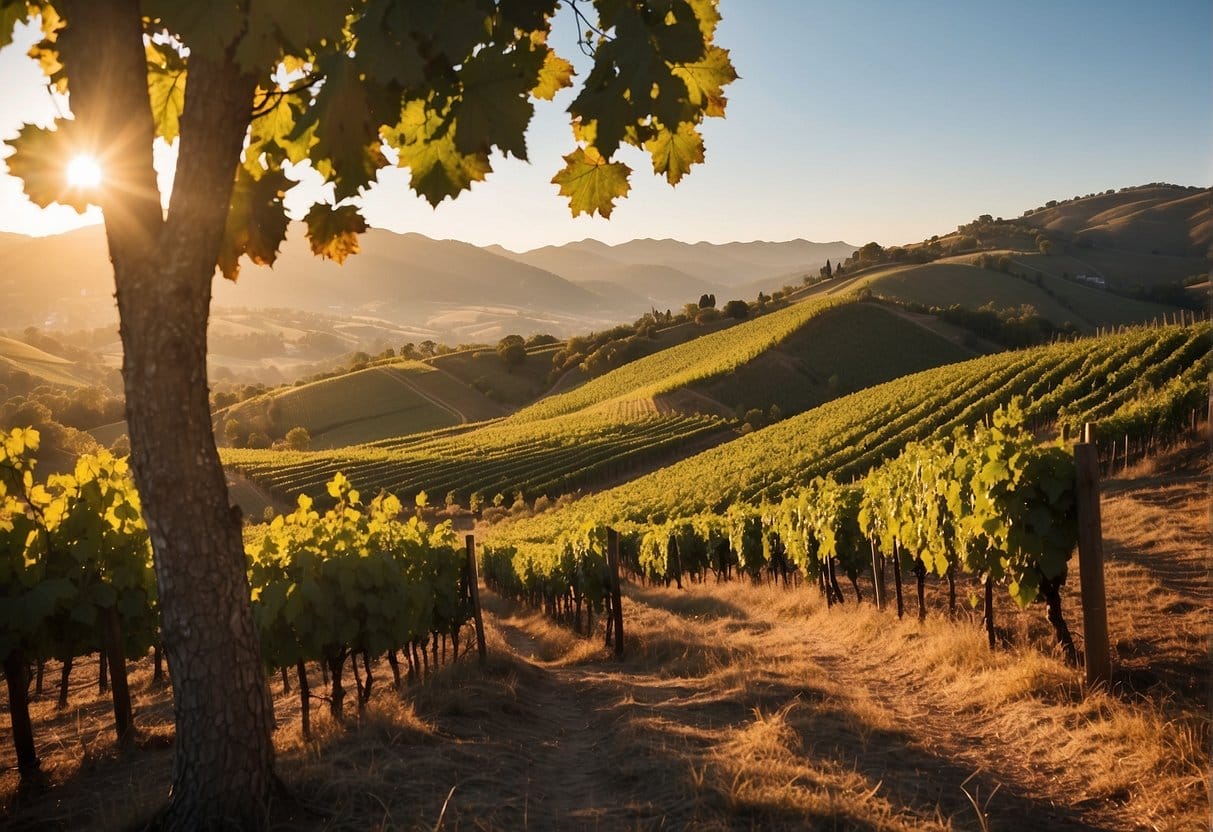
[464,535,487,666]
[869,538,885,611]
[1075,430,1112,688]
[606,527,625,658]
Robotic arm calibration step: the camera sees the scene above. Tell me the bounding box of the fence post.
[465,534,487,666]
[1075,424,1111,688]
[869,538,885,611]
[606,527,625,658]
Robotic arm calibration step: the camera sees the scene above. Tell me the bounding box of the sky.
[0,0,1209,251]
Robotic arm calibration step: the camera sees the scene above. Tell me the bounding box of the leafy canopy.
[2,0,736,275]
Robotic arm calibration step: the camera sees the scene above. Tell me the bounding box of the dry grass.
[2,441,1208,830]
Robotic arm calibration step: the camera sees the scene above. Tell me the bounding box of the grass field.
[3,444,1206,830]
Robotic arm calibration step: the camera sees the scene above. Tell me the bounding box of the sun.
[66,154,103,189]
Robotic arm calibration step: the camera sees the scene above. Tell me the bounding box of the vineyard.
[481,323,1209,631]
[2,433,482,782]
[224,411,734,506]
[501,295,854,423]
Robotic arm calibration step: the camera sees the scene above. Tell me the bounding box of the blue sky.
[0,1,1208,250]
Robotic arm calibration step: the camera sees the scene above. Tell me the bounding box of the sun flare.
[66,155,103,189]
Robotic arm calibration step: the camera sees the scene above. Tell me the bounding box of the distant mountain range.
[0,183,1206,368]
[0,225,855,343]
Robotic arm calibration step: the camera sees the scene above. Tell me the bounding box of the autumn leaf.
[217,167,292,280]
[387,99,492,206]
[645,121,704,185]
[551,146,631,218]
[672,45,736,117]
[304,203,367,263]
[532,46,574,100]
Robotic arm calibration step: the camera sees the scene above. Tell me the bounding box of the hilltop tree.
[0,1,734,828]
[496,334,527,368]
[283,426,310,452]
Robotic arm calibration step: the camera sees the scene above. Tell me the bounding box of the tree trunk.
[57,3,274,827]
[3,649,40,782]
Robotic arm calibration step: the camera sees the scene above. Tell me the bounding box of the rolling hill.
[0,335,96,388]
[487,237,859,310]
[217,359,509,450]
[222,296,983,507]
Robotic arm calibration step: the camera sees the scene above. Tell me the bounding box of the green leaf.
[352,0,427,89]
[146,41,187,144]
[645,121,703,185]
[551,146,631,218]
[143,0,244,61]
[295,54,392,200]
[387,99,492,206]
[303,203,367,263]
[453,44,536,159]
[218,166,292,281]
[258,0,350,56]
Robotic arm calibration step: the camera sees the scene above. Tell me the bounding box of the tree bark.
[57,3,275,828]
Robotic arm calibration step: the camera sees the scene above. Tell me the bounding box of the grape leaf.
[304,203,367,263]
[645,120,703,185]
[257,0,350,56]
[146,41,187,144]
[453,44,535,159]
[551,146,631,218]
[532,45,574,100]
[142,0,244,61]
[352,0,426,90]
[217,167,292,281]
[388,99,492,206]
[672,45,736,117]
[3,119,91,212]
[293,54,392,200]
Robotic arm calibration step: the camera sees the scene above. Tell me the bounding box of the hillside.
[849,259,1182,329]
[218,360,508,450]
[0,335,94,388]
[222,300,1038,507]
